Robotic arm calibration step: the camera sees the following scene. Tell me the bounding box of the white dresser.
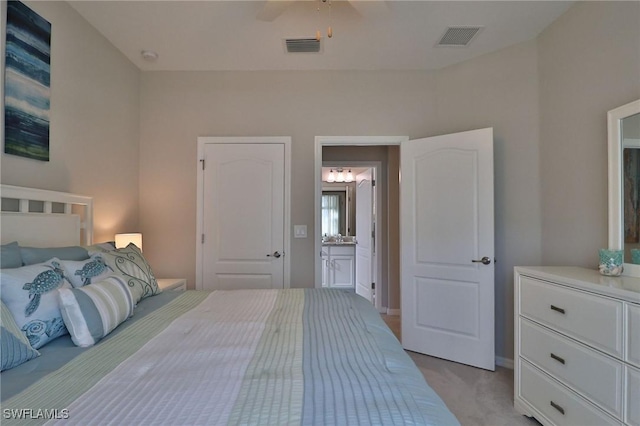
[514,266,640,426]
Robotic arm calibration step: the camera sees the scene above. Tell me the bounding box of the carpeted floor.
[381,314,540,426]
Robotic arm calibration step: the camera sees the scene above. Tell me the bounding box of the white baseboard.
[495,356,514,370]
[386,308,401,316]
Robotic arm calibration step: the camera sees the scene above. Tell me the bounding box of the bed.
[0,185,458,425]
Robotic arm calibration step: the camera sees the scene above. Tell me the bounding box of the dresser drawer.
[520,318,623,418]
[628,304,640,368]
[519,360,618,426]
[627,365,640,426]
[519,276,624,358]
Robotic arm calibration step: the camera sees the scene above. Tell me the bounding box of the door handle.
[267,251,282,258]
[471,256,491,265]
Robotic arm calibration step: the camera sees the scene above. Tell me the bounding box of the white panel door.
[355,169,374,303]
[202,143,284,290]
[401,128,495,370]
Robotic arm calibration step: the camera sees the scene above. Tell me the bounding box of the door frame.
[196,136,292,290]
[314,136,408,313]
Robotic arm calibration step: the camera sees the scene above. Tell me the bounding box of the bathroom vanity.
[321,242,356,289]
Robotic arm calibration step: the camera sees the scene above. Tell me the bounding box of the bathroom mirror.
[608,99,640,276]
[321,185,353,236]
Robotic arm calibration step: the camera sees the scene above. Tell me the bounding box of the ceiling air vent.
[285,38,321,53]
[437,26,483,47]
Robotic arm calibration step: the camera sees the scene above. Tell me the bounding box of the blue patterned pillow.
[61,254,114,288]
[88,244,160,303]
[58,276,134,347]
[0,258,73,349]
[1,300,40,371]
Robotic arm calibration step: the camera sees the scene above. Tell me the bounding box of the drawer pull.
[550,400,565,415]
[550,305,565,314]
[550,353,565,364]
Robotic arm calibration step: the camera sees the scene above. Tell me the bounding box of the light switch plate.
[294,225,307,238]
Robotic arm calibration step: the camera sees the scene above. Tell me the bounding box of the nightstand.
[157,278,187,292]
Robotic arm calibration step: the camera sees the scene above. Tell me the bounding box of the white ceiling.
[69,0,574,72]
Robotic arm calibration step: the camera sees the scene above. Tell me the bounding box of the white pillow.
[0,258,72,349]
[58,276,134,347]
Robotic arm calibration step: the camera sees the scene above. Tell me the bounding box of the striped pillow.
[1,300,40,371]
[58,276,134,347]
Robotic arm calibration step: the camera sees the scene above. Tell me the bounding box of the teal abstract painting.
[4,1,51,161]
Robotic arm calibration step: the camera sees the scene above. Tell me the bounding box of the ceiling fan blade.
[256,0,295,22]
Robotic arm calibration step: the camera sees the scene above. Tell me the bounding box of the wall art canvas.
[4,1,51,161]
[624,147,640,243]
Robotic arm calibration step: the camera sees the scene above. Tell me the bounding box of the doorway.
[315,136,406,315]
[321,164,381,307]
[315,131,496,371]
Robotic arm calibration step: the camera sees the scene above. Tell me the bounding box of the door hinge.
[371,282,375,290]
[201,234,205,243]
[200,159,205,170]
[372,179,376,187]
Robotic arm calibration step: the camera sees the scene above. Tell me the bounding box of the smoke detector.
[141,50,159,61]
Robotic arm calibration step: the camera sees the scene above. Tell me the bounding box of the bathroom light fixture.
[325,168,353,183]
[345,170,354,182]
[115,233,143,251]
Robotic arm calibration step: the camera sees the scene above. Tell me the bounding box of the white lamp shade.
[115,233,142,251]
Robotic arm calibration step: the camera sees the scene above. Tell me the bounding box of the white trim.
[196,136,292,290]
[495,356,514,370]
[386,308,401,316]
[314,136,408,312]
[0,184,93,245]
[608,99,640,277]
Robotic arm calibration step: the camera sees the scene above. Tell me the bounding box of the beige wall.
[539,1,640,267]
[0,1,140,243]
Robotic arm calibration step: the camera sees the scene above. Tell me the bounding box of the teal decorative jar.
[632,248,640,265]
[599,249,624,276]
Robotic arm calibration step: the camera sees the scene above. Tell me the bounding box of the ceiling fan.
[256,0,381,23]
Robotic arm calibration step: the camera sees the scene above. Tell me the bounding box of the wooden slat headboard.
[1,185,93,247]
